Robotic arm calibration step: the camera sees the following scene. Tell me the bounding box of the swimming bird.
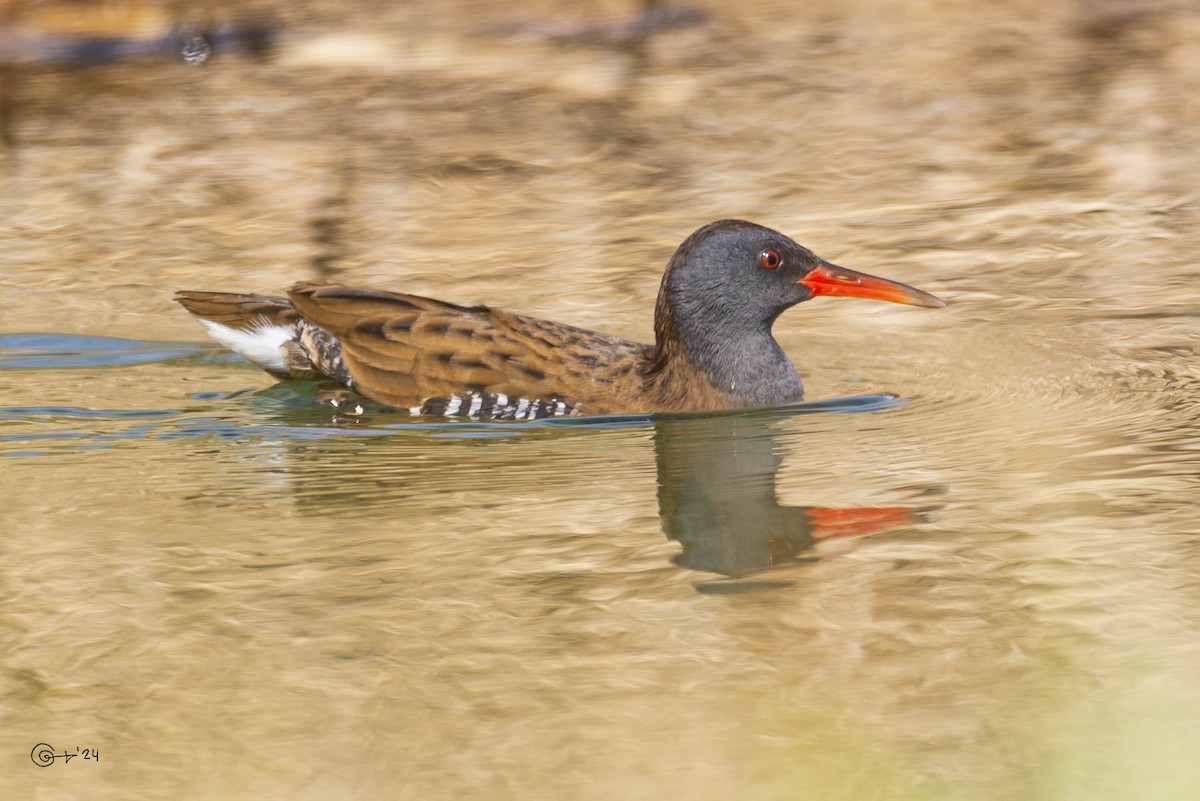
[176,219,945,420]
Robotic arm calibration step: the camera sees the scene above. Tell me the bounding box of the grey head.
[654,219,945,407]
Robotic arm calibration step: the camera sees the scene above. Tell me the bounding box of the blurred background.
[3,1,1200,799]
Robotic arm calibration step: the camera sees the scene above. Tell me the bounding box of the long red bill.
[798,262,946,308]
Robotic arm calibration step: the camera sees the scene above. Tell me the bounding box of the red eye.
[760,249,781,269]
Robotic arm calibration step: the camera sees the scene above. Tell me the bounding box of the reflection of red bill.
[805,506,917,541]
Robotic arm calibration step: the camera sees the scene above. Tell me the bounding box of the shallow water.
[4,1,1200,799]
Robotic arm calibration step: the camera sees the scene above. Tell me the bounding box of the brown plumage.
[177,220,945,419]
[288,283,654,412]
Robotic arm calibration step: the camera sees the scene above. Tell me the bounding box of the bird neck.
[649,284,804,408]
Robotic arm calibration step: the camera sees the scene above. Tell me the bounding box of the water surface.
[3,1,1200,799]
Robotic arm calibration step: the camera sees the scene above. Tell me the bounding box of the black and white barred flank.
[409,392,581,421]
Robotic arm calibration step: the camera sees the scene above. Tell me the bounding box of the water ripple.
[0,335,909,457]
[0,333,216,369]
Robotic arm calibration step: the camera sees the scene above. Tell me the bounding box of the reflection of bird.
[177,220,944,420]
[654,413,926,580]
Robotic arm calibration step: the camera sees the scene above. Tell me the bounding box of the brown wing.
[287,282,650,413]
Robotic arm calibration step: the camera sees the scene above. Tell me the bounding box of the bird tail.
[174,290,318,379]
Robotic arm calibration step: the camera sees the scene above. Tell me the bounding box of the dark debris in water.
[0,13,276,67]
[0,6,276,145]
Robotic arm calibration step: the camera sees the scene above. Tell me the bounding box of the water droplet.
[182,36,211,65]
